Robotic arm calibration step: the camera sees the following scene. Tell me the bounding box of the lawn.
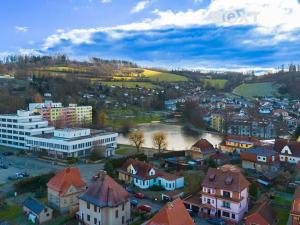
[115,145,139,155]
[274,208,290,225]
[203,79,228,89]
[233,82,282,99]
[101,81,158,89]
[142,69,188,82]
[272,192,292,225]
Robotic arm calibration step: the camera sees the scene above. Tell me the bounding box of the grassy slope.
[203,79,228,89]
[233,82,281,99]
[142,69,188,82]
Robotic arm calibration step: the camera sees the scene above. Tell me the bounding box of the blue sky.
[1,0,300,71]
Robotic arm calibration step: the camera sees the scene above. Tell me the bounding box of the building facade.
[291,186,300,225]
[219,135,261,153]
[118,159,184,191]
[274,139,300,164]
[47,167,86,213]
[0,110,54,150]
[29,101,92,127]
[200,166,250,222]
[78,173,131,225]
[25,128,118,158]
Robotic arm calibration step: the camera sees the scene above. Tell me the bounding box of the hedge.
[108,153,147,169]
[153,151,185,159]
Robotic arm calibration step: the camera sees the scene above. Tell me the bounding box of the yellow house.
[219,136,261,153]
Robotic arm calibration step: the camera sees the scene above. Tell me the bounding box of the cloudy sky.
[1,0,300,71]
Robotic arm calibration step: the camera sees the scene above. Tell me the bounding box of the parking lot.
[0,148,104,187]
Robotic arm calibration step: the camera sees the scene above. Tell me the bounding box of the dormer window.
[209,174,215,181]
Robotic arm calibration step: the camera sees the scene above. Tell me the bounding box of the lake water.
[118,123,223,151]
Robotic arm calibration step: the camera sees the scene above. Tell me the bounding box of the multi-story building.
[200,165,250,222]
[0,110,54,150]
[29,101,92,127]
[291,186,300,225]
[78,173,131,225]
[210,114,225,133]
[47,167,86,213]
[118,159,184,191]
[25,128,118,158]
[226,120,276,139]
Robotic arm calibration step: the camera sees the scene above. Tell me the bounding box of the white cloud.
[18,48,41,55]
[42,0,300,49]
[131,0,150,13]
[15,26,29,33]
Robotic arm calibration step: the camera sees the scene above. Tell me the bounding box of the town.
[1,1,300,225]
[0,54,300,225]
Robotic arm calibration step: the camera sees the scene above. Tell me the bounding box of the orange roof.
[146,198,195,225]
[47,167,86,196]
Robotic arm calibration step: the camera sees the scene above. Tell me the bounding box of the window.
[222,211,230,218]
[122,216,125,224]
[87,214,90,221]
[94,218,97,224]
[94,205,97,212]
[222,201,230,209]
[232,214,235,219]
[87,202,90,209]
[122,203,125,211]
[222,191,231,198]
[115,210,118,218]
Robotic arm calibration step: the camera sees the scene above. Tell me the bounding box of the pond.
[118,123,223,151]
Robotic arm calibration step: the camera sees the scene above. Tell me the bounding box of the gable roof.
[23,197,46,215]
[120,159,157,180]
[274,139,300,157]
[242,148,277,157]
[202,166,250,192]
[79,174,129,208]
[192,139,214,151]
[146,198,195,225]
[47,167,86,196]
[245,201,277,225]
[224,135,261,145]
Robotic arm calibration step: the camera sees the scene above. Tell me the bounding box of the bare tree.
[152,132,167,154]
[129,131,145,153]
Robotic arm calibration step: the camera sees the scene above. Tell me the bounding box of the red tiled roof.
[47,167,86,196]
[192,139,214,150]
[245,201,277,225]
[79,174,129,207]
[120,159,157,180]
[202,166,250,192]
[146,198,195,225]
[158,171,180,181]
[274,139,300,157]
[225,135,261,145]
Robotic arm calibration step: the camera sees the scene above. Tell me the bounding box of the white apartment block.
[25,128,118,158]
[0,110,54,149]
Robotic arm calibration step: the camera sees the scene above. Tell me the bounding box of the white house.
[118,159,184,191]
[275,139,300,164]
[0,110,54,150]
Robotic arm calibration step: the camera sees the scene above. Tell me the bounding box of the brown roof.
[79,174,129,207]
[202,166,250,192]
[245,201,277,225]
[146,198,195,225]
[274,139,300,157]
[293,186,300,199]
[47,167,86,196]
[120,159,157,180]
[158,171,181,181]
[192,139,214,151]
[225,135,261,145]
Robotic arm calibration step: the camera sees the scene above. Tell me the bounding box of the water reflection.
[118,123,223,151]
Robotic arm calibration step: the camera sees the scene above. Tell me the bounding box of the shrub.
[67,157,78,164]
[153,151,185,159]
[150,185,164,192]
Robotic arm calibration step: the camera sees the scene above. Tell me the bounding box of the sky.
[1,0,300,72]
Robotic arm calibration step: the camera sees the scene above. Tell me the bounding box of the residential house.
[240,148,280,173]
[78,173,130,225]
[210,114,225,133]
[146,198,195,225]
[23,197,53,224]
[118,159,184,191]
[274,139,300,164]
[291,186,300,225]
[186,139,216,160]
[219,135,261,153]
[244,201,277,225]
[165,100,177,111]
[200,165,250,222]
[47,167,86,213]
[273,109,288,118]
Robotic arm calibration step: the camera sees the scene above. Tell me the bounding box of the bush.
[14,172,55,194]
[67,157,78,164]
[150,185,164,192]
[153,151,185,159]
[108,154,147,169]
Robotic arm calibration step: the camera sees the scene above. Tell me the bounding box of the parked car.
[92,175,99,181]
[187,209,195,217]
[207,218,225,225]
[126,186,134,193]
[134,192,145,199]
[130,199,139,207]
[2,152,13,156]
[138,204,152,213]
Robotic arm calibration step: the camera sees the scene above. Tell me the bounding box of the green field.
[101,81,157,89]
[203,79,228,89]
[233,82,281,99]
[142,69,188,82]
